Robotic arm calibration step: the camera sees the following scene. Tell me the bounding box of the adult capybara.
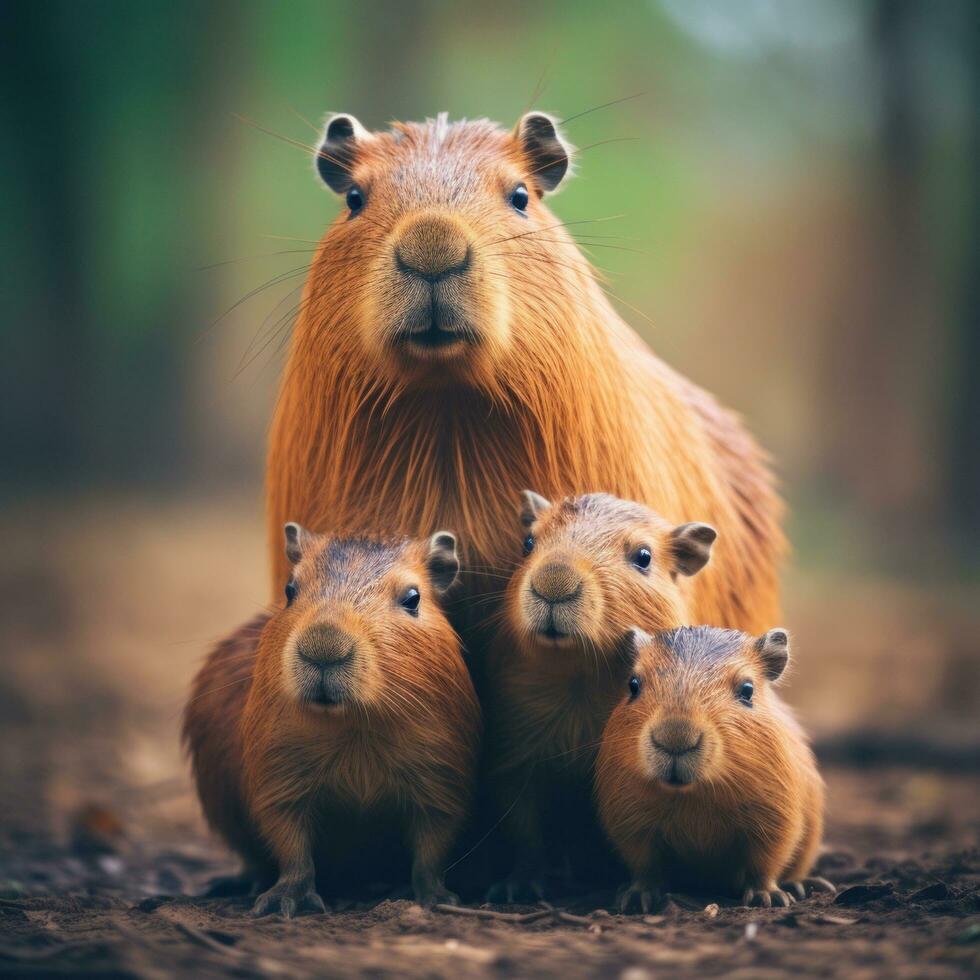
[266,110,783,642]
[183,524,480,914]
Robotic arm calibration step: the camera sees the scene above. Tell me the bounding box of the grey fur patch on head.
[658,626,748,669]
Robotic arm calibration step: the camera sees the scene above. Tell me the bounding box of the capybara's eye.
[346,185,364,214]
[737,680,754,705]
[400,587,421,615]
[631,547,652,571]
[523,534,535,556]
[629,676,641,700]
[510,183,529,212]
[284,580,298,606]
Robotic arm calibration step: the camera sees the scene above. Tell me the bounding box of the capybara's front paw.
[251,879,326,918]
[616,880,663,914]
[782,876,836,901]
[742,883,795,908]
[414,881,460,908]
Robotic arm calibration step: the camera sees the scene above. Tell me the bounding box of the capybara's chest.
[495,671,616,774]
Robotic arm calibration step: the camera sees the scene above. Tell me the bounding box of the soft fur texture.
[484,493,716,894]
[595,627,829,911]
[265,114,784,644]
[182,530,481,914]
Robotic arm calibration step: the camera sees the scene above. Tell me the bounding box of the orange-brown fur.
[265,112,783,646]
[595,627,828,910]
[183,529,480,914]
[183,613,270,883]
[484,492,716,892]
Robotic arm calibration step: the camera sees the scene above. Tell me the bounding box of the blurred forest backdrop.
[0,0,978,832]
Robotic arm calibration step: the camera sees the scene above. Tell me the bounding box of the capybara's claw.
[803,876,836,894]
[783,881,807,901]
[742,885,794,908]
[780,876,835,899]
[415,883,460,908]
[251,882,326,918]
[617,881,662,914]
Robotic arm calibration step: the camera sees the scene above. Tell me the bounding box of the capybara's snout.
[294,622,357,708]
[645,716,706,787]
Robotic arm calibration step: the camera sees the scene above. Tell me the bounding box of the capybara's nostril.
[395,215,471,283]
[296,623,356,666]
[530,561,583,604]
[650,718,703,757]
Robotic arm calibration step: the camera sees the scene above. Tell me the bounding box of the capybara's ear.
[426,531,460,595]
[514,112,572,194]
[755,628,790,681]
[316,113,369,193]
[284,522,308,565]
[669,522,717,577]
[621,627,653,669]
[519,490,552,529]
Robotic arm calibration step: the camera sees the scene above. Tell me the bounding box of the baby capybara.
[183,525,481,915]
[596,627,834,911]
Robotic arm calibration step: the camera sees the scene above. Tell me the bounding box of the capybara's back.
[182,612,270,877]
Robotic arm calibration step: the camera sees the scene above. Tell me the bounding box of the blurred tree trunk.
[0,1,241,489]
[818,0,943,562]
[948,1,980,561]
[0,2,89,481]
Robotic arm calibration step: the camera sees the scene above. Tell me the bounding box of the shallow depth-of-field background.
[1,1,978,977]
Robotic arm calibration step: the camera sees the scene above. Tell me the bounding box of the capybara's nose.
[296,623,356,666]
[650,719,703,757]
[530,562,583,604]
[395,214,471,283]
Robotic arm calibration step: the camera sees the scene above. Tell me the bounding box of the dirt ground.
[0,766,977,979]
[1,495,978,978]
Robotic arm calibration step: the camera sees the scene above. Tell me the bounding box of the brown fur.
[182,530,480,914]
[265,113,783,644]
[183,613,270,880]
[484,493,716,891]
[595,627,827,910]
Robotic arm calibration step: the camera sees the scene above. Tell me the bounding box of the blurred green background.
[0,0,978,825]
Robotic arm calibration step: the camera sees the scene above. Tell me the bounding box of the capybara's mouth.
[392,299,477,354]
[398,323,470,350]
[652,754,699,789]
[539,624,569,642]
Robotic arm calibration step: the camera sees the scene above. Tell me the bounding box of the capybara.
[182,524,480,915]
[595,627,834,911]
